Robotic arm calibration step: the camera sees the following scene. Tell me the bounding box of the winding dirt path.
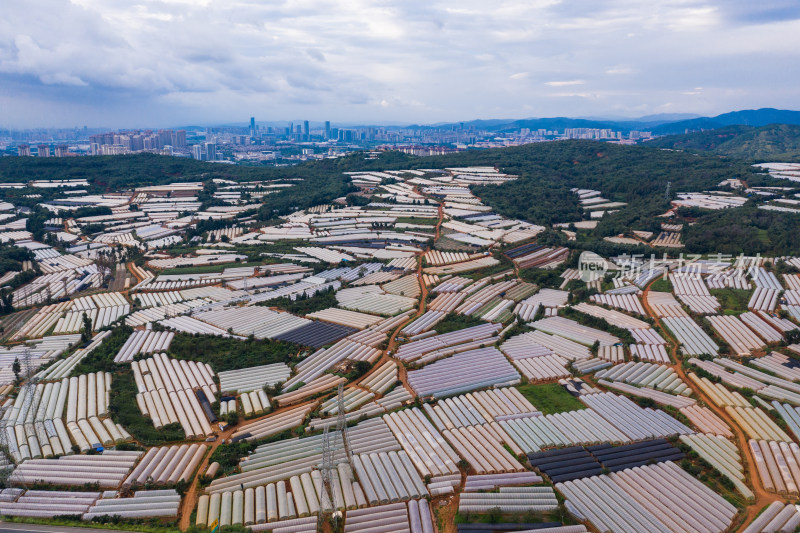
[435,203,444,240]
[178,193,445,530]
[126,261,144,284]
[177,399,324,529]
[641,278,781,530]
[356,194,443,397]
[177,425,235,530]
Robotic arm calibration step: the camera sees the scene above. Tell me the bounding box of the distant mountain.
[646,125,753,151]
[647,123,800,161]
[424,108,800,136]
[651,108,800,135]
[177,108,800,135]
[492,117,623,132]
[635,113,703,122]
[579,113,702,126]
[426,116,670,133]
[484,114,738,133]
[714,108,800,127]
[409,118,516,130]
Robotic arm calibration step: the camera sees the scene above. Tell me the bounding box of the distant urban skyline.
[0,110,713,132]
[0,109,789,133]
[6,119,655,162]
[1,0,799,128]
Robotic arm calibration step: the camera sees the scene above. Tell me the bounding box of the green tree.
[785,329,800,345]
[80,312,92,344]
[0,289,13,315]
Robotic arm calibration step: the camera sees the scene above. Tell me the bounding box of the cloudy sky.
[1,0,799,128]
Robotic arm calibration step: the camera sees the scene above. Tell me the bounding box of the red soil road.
[178,195,445,530]
[177,400,322,529]
[640,278,782,531]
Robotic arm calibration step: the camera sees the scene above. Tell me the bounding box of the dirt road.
[641,278,781,531]
[355,195,443,398]
[179,194,445,529]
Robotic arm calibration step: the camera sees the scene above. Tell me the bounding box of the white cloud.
[605,66,634,75]
[0,0,798,127]
[39,72,88,86]
[545,80,585,87]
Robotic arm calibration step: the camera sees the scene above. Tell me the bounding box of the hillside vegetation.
[682,205,800,256]
[0,153,354,216]
[0,153,273,187]
[331,141,795,255]
[1,141,796,256]
[12,141,761,228]
[647,124,800,161]
[331,140,771,227]
[468,141,765,227]
[650,108,800,135]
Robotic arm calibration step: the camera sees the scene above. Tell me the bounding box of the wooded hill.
[0,153,355,216]
[647,124,800,161]
[2,140,797,254]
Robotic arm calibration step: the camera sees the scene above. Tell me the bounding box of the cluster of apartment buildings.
[5,119,655,162]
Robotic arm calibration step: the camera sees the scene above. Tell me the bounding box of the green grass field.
[433,314,485,334]
[395,216,438,225]
[649,277,673,292]
[159,260,263,275]
[517,383,585,414]
[709,288,751,315]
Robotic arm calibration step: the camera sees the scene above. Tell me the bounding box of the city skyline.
[1,0,799,128]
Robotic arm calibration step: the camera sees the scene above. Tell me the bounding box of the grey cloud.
[710,0,800,24]
[305,49,326,62]
[0,0,798,127]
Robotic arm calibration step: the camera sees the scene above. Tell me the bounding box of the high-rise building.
[303,120,309,139]
[324,121,331,139]
[192,145,203,160]
[172,130,187,147]
[17,144,30,157]
[157,130,171,147]
[250,117,256,132]
[37,144,50,157]
[205,143,217,161]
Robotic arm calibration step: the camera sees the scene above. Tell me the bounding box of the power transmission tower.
[317,383,352,531]
[335,384,353,466]
[20,348,39,409]
[318,424,334,531]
